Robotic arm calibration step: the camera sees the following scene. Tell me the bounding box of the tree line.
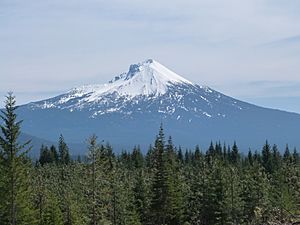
[0,93,300,225]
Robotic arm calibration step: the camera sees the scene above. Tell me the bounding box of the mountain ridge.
[15,59,300,154]
[29,59,197,110]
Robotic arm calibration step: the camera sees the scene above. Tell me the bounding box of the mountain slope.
[17,59,300,153]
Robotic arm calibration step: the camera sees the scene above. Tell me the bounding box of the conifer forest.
[1,94,300,225]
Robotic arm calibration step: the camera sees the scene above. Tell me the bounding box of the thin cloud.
[259,35,300,48]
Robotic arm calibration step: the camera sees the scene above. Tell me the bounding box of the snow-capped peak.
[69,59,194,101]
[112,59,193,85]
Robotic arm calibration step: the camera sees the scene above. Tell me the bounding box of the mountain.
[17,59,300,154]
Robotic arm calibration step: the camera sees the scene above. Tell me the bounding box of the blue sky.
[1,0,300,112]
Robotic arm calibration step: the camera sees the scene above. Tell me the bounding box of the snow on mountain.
[27,59,249,121]
[17,59,300,153]
[30,59,215,112]
[59,59,194,103]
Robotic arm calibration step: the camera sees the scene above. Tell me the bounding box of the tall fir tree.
[164,136,184,224]
[262,140,273,174]
[41,193,64,225]
[230,141,240,165]
[283,144,292,163]
[0,93,36,225]
[85,135,113,225]
[225,166,243,224]
[58,135,70,165]
[49,145,59,163]
[39,145,52,165]
[86,135,101,225]
[149,124,168,225]
[131,145,144,169]
[240,162,271,224]
[188,156,207,224]
[133,169,148,224]
[247,150,253,166]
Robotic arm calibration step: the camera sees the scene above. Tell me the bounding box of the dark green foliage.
[85,135,115,225]
[187,158,207,224]
[41,194,64,225]
[1,95,300,225]
[149,124,168,224]
[32,166,64,225]
[58,135,70,165]
[39,145,50,165]
[194,145,202,162]
[293,148,300,164]
[131,145,144,169]
[247,149,253,166]
[148,127,184,225]
[39,144,59,165]
[230,141,240,165]
[164,137,184,225]
[177,146,183,163]
[284,144,291,162]
[0,93,36,225]
[12,129,300,224]
[133,169,148,224]
[50,145,59,162]
[7,132,300,224]
[262,140,273,173]
[271,144,281,171]
[85,135,102,225]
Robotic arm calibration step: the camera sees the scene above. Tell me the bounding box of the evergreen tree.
[85,136,116,224]
[177,146,183,163]
[149,124,168,225]
[42,193,64,225]
[215,141,222,158]
[86,135,102,225]
[225,166,243,224]
[240,163,271,224]
[133,169,148,224]
[58,135,70,165]
[131,145,144,169]
[206,141,215,164]
[145,144,155,168]
[253,150,262,163]
[270,164,295,223]
[230,141,240,165]
[247,150,253,166]
[184,149,192,164]
[262,140,273,173]
[204,161,227,225]
[194,145,202,163]
[33,166,46,225]
[49,145,59,163]
[0,93,36,225]
[188,157,207,224]
[271,144,281,172]
[55,162,85,225]
[109,164,141,225]
[292,148,300,164]
[283,144,292,163]
[165,136,184,224]
[39,145,51,166]
[222,144,227,161]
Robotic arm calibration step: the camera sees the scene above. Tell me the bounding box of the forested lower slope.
[1,94,300,225]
